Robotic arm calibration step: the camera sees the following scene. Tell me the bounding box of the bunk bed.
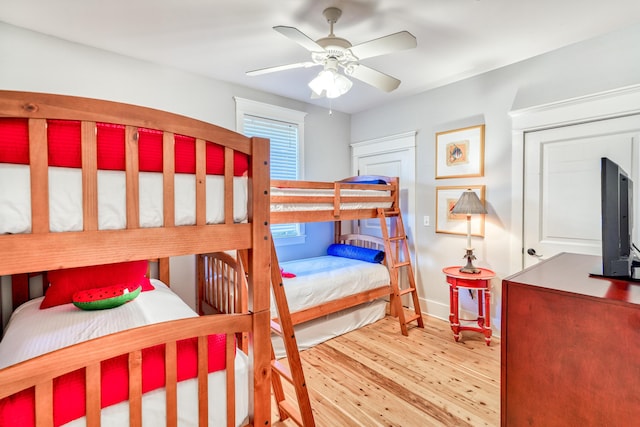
[199,177,421,358]
[269,177,410,355]
[0,90,272,427]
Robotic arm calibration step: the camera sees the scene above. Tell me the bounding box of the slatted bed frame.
[269,177,400,325]
[0,90,272,427]
[199,176,402,337]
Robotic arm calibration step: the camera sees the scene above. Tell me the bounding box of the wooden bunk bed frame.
[200,176,411,333]
[0,90,272,427]
[268,176,422,329]
[270,177,399,227]
[200,175,424,426]
[199,175,425,339]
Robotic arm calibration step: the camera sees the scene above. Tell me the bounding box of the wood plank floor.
[271,314,500,427]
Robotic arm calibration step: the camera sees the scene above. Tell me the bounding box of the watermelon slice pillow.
[72,284,141,310]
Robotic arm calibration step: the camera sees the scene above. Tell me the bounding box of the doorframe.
[509,84,640,273]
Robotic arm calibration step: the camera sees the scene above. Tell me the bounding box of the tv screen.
[600,157,633,278]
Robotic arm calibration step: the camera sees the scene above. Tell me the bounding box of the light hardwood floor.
[271,314,500,427]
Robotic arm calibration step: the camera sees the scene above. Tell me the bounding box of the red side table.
[442,266,495,346]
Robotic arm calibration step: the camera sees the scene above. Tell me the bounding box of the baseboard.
[420,297,450,322]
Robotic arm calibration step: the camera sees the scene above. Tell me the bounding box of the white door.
[523,115,640,268]
[356,150,405,237]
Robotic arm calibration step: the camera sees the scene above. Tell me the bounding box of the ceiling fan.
[246,7,417,98]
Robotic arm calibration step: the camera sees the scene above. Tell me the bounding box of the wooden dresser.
[501,253,640,426]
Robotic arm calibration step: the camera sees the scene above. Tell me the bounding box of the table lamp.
[451,189,487,273]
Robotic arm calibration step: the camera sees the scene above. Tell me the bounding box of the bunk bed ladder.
[269,239,316,427]
[377,208,425,336]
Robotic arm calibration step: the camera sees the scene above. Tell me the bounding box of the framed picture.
[435,124,485,179]
[436,185,486,236]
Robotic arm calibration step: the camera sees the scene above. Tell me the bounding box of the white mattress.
[0,164,248,234]
[270,186,391,212]
[271,255,389,358]
[274,255,390,317]
[0,280,249,426]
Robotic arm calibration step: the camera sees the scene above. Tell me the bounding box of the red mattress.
[0,118,248,176]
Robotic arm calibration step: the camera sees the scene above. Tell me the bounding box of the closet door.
[523,114,640,268]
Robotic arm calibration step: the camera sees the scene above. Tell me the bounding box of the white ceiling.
[2,0,640,114]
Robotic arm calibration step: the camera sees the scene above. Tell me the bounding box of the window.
[235,97,307,244]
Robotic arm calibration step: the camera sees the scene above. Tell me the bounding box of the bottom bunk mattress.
[0,279,249,427]
[271,255,390,358]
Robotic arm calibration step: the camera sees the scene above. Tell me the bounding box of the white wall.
[351,23,640,333]
[0,22,351,308]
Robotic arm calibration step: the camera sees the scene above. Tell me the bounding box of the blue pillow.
[327,243,385,264]
[343,176,388,185]
[353,179,388,185]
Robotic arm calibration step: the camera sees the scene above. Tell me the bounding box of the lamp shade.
[308,69,353,98]
[451,190,487,215]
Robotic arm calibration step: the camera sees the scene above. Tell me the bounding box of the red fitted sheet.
[0,118,248,176]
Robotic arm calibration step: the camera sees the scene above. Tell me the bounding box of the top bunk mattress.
[270,186,392,212]
[0,165,247,234]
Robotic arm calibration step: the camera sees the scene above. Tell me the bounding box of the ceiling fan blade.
[273,25,325,52]
[346,64,401,92]
[348,31,417,60]
[246,61,318,76]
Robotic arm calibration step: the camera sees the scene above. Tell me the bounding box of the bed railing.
[0,90,265,275]
[198,252,249,353]
[270,176,399,224]
[0,315,250,427]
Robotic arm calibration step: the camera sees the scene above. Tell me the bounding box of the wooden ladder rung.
[388,235,406,242]
[398,287,416,296]
[393,261,411,268]
[404,313,422,323]
[382,209,400,216]
[272,359,294,383]
[278,400,304,427]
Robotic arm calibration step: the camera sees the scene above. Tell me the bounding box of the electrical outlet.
[423,215,430,226]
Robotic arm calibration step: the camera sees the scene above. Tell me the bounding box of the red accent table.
[442,266,495,345]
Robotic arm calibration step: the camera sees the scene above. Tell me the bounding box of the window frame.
[234,97,307,245]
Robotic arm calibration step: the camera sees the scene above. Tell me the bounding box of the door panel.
[524,115,640,268]
[356,152,404,237]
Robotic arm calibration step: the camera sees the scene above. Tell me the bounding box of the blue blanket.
[327,243,385,264]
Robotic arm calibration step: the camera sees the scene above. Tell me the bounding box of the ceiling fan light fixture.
[308,68,353,99]
[250,7,416,98]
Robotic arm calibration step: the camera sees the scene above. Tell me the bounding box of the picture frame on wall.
[435,124,485,179]
[436,185,486,236]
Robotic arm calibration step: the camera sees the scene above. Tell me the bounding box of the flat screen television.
[600,157,634,278]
